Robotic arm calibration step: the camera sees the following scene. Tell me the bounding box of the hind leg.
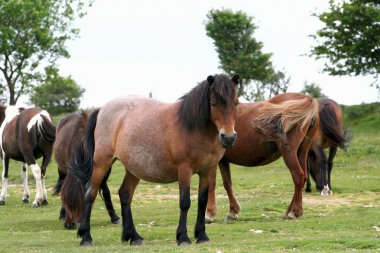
[119,171,143,245]
[78,164,112,246]
[28,163,44,207]
[40,151,53,205]
[21,163,30,203]
[52,168,65,196]
[206,165,217,223]
[219,160,241,221]
[101,168,121,224]
[280,132,311,219]
[0,154,10,205]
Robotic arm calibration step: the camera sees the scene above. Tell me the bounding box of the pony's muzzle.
[219,132,237,148]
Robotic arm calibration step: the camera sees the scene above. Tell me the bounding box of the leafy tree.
[30,67,85,115]
[310,0,380,89]
[245,70,290,101]
[0,0,90,105]
[205,9,288,101]
[301,81,326,98]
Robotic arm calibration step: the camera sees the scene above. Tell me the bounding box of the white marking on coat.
[27,110,51,132]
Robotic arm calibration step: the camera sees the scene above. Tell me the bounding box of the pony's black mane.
[178,74,237,131]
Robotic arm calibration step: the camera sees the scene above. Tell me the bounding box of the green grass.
[0,104,380,252]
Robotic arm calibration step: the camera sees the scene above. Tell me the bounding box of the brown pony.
[0,106,56,207]
[53,111,120,229]
[65,74,239,246]
[305,98,351,195]
[206,93,319,222]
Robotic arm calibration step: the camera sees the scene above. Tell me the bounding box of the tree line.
[0,0,378,115]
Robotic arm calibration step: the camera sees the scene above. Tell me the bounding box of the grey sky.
[58,0,378,108]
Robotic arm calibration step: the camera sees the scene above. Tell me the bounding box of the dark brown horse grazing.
[206,93,320,222]
[66,74,239,246]
[53,111,120,229]
[0,106,56,207]
[305,97,351,195]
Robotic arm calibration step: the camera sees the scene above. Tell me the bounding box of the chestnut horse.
[0,106,56,207]
[66,74,239,246]
[53,111,120,229]
[305,97,351,195]
[206,93,319,222]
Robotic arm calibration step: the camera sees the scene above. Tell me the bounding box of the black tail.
[60,108,100,223]
[319,101,351,150]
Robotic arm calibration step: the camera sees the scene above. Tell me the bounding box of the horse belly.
[120,143,178,184]
[224,141,281,167]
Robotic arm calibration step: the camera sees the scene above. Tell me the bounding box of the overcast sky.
[57,0,379,108]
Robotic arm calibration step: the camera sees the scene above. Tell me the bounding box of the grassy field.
[0,103,379,252]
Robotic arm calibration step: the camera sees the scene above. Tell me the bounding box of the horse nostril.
[221,133,226,139]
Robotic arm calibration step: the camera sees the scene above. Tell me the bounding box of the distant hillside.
[341,102,380,133]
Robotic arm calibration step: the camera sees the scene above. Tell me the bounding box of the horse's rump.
[253,96,319,143]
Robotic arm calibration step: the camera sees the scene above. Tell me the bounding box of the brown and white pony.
[65,74,239,246]
[0,106,56,207]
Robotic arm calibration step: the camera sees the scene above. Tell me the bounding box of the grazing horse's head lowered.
[178,73,239,148]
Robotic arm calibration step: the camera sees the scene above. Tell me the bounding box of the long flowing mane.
[253,96,319,143]
[178,74,237,131]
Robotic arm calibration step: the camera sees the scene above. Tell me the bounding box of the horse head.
[208,74,239,148]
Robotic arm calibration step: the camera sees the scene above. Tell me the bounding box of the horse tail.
[61,108,100,223]
[37,111,56,143]
[319,99,351,150]
[254,96,319,143]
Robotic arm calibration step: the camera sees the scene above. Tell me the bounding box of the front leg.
[177,168,192,246]
[195,171,211,244]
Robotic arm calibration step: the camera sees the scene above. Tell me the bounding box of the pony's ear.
[207,75,215,85]
[232,74,240,85]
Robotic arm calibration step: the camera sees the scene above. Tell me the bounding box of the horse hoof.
[41,199,48,205]
[22,199,29,203]
[196,239,210,244]
[178,240,192,246]
[0,200,5,205]
[205,216,214,224]
[111,218,122,225]
[32,201,41,208]
[64,222,77,230]
[225,214,238,222]
[285,212,297,220]
[130,239,144,246]
[80,240,94,246]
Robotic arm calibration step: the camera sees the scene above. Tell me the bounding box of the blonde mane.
[253,97,319,143]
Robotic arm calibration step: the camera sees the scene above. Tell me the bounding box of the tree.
[310,0,380,89]
[30,67,85,115]
[0,0,90,105]
[205,9,287,101]
[301,81,326,98]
